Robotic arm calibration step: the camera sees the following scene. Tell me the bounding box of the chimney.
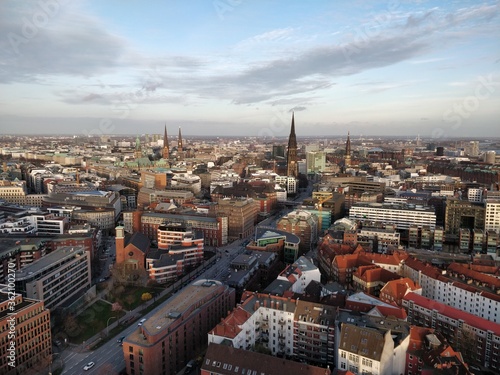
[276,301,280,310]
[254,300,260,311]
[271,300,275,309]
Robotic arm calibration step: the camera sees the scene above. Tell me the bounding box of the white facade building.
[485,199,500,233]
[349,202,436,230]
[275,175,297,195]
[277,256,321,294]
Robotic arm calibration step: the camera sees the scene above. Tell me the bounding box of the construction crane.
[314,192,333,237]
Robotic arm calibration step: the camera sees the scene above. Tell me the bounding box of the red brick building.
[123,280,235,375]
[0,288,51,375]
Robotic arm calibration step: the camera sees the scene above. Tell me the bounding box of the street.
[58,238,247,375]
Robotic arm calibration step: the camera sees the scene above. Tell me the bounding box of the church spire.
[162,124,169,159]
[178,126,183,152]
[286,112,298,178]
[345,131,351,167]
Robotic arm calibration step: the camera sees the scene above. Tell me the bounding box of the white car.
[138,318,147,326]
[83,362,95,370]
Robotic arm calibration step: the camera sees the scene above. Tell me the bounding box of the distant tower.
[162,125,169,159]
[286,112,298,178]
[134,135,142,159]
[178,126,183,153]
[344,131,351,167]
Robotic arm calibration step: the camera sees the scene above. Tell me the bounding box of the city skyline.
[1,0,499,138]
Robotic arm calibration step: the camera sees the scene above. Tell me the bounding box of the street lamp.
[106,316,117,336]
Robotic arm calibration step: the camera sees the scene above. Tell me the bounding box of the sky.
[0,0,499,139]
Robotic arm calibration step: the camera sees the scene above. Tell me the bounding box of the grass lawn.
[108,285,164,310]
[69,300,125,344]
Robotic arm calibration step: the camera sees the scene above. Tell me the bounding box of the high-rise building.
[286,113,298,178]
[306,151,326,174]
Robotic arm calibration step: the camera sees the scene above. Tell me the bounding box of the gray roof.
[255,226,300,244]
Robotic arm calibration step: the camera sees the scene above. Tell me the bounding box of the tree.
[141,292,153,302]
[63,313,82,338]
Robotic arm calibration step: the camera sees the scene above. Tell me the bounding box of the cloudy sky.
[0,0,499,138]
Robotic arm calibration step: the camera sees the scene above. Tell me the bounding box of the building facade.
[123,280,235,375]
[14,246,91,310]
[0,286,52,375]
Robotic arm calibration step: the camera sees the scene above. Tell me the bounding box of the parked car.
[138,318,147,326]
[117,336,125,343]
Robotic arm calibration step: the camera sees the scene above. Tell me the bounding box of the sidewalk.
[75,257,214,351]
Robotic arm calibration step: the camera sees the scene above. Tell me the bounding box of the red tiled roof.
[380,277,420,303]
[447,262,500,289]
[371,305,407,320]
[358,250,408,266]
[403,292,500,336]
[403,257,443,279]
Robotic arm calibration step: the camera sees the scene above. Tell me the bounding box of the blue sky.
[0,0,499,139]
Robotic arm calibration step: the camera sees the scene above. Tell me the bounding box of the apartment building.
[208,291,337,368]
[338,324,402,375]
[276,256,320,294]
[123,280,235,375]
[485,199,500,233]
[406,326,470,375]
[277,209,318,255]
[0,286,52,375]
[444,198,485,240]
[403,292,500,370]
[14,246,91,310]
[401,257,500,324]
[349,202,436,230]
[201,343,330,375]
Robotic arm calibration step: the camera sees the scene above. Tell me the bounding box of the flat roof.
[128,280,225,344]
[16,246,86,279]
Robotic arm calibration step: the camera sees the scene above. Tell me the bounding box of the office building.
[14,246,91,310]
[349,202,436,230]
[216,198,258,240]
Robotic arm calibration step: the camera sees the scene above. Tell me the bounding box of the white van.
[138,318,147,326]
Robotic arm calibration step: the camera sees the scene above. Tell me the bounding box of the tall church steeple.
[162,125,169,159]
[345,131,351,167]
[286,112,298,178]
[178,126,183,152]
